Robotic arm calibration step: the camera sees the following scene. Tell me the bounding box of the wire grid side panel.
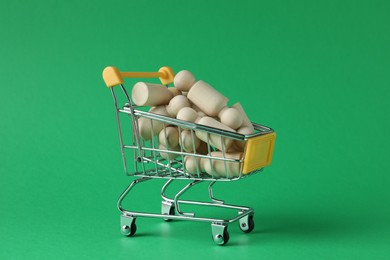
[121,107,251,180]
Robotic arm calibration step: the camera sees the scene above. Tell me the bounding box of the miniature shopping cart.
[102,66,276,245]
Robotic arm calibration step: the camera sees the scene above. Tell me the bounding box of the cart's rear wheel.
[163,206,175,222]
[222,228,230,245]
[162,201,175,222]
[239,215,255,233]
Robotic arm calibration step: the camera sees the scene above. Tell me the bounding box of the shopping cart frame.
[103,66,276,245]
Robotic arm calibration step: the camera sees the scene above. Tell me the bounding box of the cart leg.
[160,179,174,203]
[174,180,203,217]
[117,177,152,213]
[117,177,151,237]
[211,223,230,246]
[238,211,255,233]
[121,214,137,236]
[208,181,224,204]
[161,200,175,222]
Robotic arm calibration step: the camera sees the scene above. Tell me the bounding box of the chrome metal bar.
[220,135,229,179]
[208,181,224,204]
[177,126,187,176]
[119,210,234,223]
[160,179,251,213]
[120,108,273,139]
[130,170,260,181]
[118,178,253,224]
[124,146,242,163]
[117,177,152,213]
[120,208,253,224]
[174,180,203,216]
[119,84,132,106]
[158,193,254,223]
[119,84,145,175]
[162,123,173,177]
[111,88,128,174]
[172,199,252,212]
[120,109,249,140]
[190,129,201,178]
[206,133,216,179]
[135,155,263,180]
[150,120,159,176]
[161,179,174,202]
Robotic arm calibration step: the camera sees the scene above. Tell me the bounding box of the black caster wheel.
[239,215,255,233]
[212,224,230,246]
[163,206,175,222]
[162,201,175,222]
[121,220,137,237]
[121,215,137,237]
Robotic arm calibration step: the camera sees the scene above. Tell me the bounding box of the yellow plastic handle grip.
[102,66,174,88]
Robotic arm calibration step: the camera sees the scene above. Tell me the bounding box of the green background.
[1,0,389,259]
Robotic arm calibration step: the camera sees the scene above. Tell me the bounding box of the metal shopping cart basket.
[102,66,276,245]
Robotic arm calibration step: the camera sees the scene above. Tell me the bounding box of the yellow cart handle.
[103,66,175,87]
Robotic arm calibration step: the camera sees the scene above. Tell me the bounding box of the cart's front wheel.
[121,222,137,237]
[239,214,255,233]
[211,224,230,246]
[120,215,137,236]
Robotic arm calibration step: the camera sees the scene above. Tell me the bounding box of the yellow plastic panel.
[158,66,175,85]
[242,132,276,174]
[102,66,124,88]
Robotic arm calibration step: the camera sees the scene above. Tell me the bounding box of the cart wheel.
[121,215,137,237]
[163,206,175,222]
[121,221,137,237]
[162,201,175,222]
[211,224,230,246]
[239,215,255,233]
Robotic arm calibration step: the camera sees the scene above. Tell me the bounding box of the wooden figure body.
[184,156,203,175]
[159,126,179,148]
[138,106,171,140]
[132,82,173,106]
[202,151,243,177]
[174,70,196,91]
[218,107,244,130]
[180,130,201,152]
[187,80,229,117]
[166,95,191,117]
[232,102,254,131]
[168,87,182,97]
[176,107,199,123]
[195,116,235,151]
[159,144,180,160]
